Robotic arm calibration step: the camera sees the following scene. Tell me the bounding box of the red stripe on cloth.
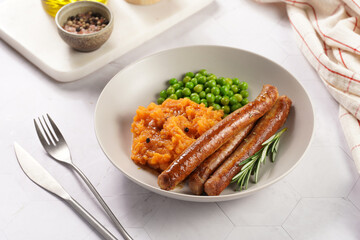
[340,112,352,118]
[285,0,360,53]
[331,3,342,15]
[355,105,360,118]
[346,73,356,93]
[289,19,360,84]
[351,144,360,151]
[350,0,360,10]
[338,49,348,68]
[358,119,360,127]
[354,17,358,31]
[323,40,328,55]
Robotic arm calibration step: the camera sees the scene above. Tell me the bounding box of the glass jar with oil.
[42,0,108,17]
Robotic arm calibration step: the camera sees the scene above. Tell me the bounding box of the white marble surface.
[0,0,359,239]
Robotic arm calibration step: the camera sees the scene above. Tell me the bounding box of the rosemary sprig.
[231,128,287,191]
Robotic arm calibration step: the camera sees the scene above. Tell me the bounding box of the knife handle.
[66,197,118,240]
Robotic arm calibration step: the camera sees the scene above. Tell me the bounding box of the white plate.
[94,45,314,202]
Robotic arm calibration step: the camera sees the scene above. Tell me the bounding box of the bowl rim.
[94,45,315,202]
[55,1,113,37]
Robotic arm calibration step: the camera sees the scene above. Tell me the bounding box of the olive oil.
[41,0,108,17]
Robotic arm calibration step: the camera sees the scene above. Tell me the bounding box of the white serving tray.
[0,0,213,82]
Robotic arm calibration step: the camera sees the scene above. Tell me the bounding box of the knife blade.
[14,142,70,200]
[14,142,117,240]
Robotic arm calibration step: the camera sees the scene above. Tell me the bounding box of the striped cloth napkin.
[256,0,360,173]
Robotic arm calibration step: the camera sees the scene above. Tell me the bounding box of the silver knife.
[14,142,117,240]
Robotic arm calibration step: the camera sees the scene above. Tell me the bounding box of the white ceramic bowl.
[94,45,314,202]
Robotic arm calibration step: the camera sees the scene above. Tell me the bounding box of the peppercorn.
[62,11,109,34]
[146,138,150,143]
[184,127,189,132]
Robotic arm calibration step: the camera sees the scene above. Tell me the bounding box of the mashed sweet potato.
[131,98,223,172]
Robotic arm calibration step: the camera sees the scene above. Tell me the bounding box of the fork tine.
[38,116,56,146]
[47,114,65,142]
[34,118,51,146]
[42,115,58,142]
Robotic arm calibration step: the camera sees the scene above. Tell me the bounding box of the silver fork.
[34,114,132,240]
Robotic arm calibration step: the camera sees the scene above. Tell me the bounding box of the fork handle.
[66,197,117,240]
[72,164,133,240]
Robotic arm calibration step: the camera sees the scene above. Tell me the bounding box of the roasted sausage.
[157,85,279,191]
[188,123,255,195]
[204,95,292,196]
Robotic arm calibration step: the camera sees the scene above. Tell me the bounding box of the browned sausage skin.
[157,85,279,191]
[188,123,255,195]
[204,95,292,196]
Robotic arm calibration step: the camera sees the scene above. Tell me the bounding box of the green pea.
[185,96,191,100]
[175,89,183,98]
[160,90,167,99]
[194,84,203,93]
[191,78,198,85]
[199,91,206,99]
[222,105,230,114]
[220,86,229,96]
[218,77,226,86]
[216,77,224,85]
[217,84,221,89]
[240,90,249,98]
[231,103,242,112]
[206,93,215,103]
[233,93,243,102]
[225,78,233,86]
[182,88,191,97]
[173,83,181,90]
[229,96,238,105]
[169,78,178,85]
[241,98,249,105]
[215,95,222,104]
[167,86,175,95]
[195,73,202,78]
[223,113,228,118]
[157,97,165,104]
[197,76,206,84]
[207,80,217,88]
[190,93,199,98]
[183,76,191,83]
[207,74,217,81]
[232,78,240,85]
[192,97,201,104]
[227,90,234,97]
[211,87,220,95]
[212,103,221,110]
[221,96,230,105]
[200,99,208,107]
[190,93,200,104]
[234,94,243,102]
[205,87,211,94]
[185,72,194,78]
[199,69,208,75]
[185,82,194,90]
[178,81,184,88]
[230,85,239,93]
[169,94,178,100]
[239,81,248,90]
